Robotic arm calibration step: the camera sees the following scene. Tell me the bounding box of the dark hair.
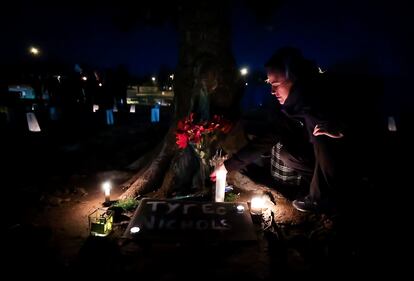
[265,47,318,82]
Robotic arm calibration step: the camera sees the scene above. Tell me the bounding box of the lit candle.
[250,195,265,215]
[130,226,140,234]
[215,165,227,202]
[102,181,111,203]
[236,205,245,213]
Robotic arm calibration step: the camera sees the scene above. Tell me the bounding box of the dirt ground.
[4,167,382,279]
[2,111,396,278]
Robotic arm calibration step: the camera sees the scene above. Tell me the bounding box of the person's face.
[267,71,293,105]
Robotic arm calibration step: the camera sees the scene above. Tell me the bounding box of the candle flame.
[102,181,111,196]
[251,196,265,210]
[130,226,140,234]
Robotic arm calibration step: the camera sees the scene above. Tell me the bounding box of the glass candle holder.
[88,208,114,237]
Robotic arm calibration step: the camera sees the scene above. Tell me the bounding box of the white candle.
[215,165,227,202]
[250,196,265,215]
[102,181,111,203]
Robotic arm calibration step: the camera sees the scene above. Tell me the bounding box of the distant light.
[29,46,39,55]
[57,75,61,82]
[130,227,140,234]
[93,104,99,112]
[236,205,245,212]
[162,91,165,95]
[98,83,102,87]
[82,76,87,81]
[318,67,326,74]
[169,74,174,79]
[168,87,172,90]
[240,67,248,76]
[151,77,156,82]
[26,112,41,132]
[245,82,248,86]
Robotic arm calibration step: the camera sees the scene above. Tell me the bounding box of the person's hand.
[210,163,226,182]
[210,169,217,182]
[313,124,344,138]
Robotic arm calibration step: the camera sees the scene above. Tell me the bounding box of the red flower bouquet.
[175,113,232,151]
[175,113,232,189]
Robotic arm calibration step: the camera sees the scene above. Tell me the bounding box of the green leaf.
[113,198,139,211]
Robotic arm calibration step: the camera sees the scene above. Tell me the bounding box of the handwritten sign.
[124,199,256,242]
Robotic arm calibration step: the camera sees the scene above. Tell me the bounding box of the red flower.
[193,130,202,144]
[177,120,186,131]
[176,133,189,149]
[175,113,232,150]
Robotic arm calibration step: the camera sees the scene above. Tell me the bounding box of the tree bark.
[227,171,309,225]
[120,128,176,199]
[120,1,245,199]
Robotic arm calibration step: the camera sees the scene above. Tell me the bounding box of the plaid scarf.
[271,142,302,186]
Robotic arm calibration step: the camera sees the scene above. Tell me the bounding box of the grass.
[113,198,139,211]
[225,192,239,202]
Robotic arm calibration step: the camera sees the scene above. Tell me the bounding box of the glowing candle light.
[130,226,140,234]
[102,181,111,203]
[250,195,265,215]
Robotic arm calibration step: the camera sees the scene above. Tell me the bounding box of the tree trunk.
[120,0,244,199]
[174,1,242,120]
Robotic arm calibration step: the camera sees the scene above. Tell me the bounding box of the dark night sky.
[1,1,412,75]
[1,0,412,94]
[233,1,409,75]
[0,1,179,75]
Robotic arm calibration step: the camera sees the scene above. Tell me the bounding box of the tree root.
[120,134,176,199]
[227,171,309,225]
